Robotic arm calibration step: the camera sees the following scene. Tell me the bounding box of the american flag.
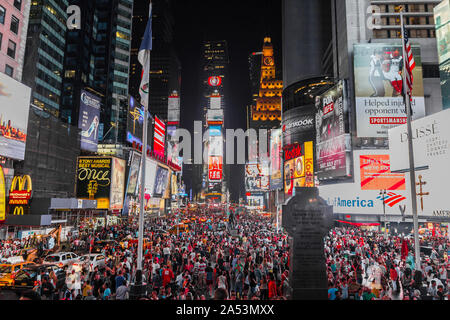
[402,27,416,97]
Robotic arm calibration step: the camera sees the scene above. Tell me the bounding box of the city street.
[0,0,449,304]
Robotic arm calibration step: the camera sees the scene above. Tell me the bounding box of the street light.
[379,189,387,237]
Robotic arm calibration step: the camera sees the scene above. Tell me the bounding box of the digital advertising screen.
[315,81,352,180]
[78,90,101,152]
[110,157,126,210]
[0,72,32,160]
[153,165,169,198]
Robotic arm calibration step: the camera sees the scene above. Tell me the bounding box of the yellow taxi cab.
[168,224,189,235]
[0,260,36,287]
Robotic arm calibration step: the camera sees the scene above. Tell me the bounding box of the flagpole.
[400,8,421,271]
[136,0,152,282]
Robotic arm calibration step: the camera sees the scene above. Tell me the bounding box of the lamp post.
[379,189,387,237]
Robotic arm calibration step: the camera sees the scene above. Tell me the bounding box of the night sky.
[172,0,282,201]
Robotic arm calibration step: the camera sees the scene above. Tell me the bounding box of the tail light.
[34,281,39,286]
[58,263,63,267]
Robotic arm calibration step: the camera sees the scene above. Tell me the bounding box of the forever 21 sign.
[76,157,112,207]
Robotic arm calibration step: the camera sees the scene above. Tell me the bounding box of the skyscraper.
[59,0,134,146]
[0,0,31,81]
[22,0,69,117]
[129,0,181,122]
[200,40,229,203]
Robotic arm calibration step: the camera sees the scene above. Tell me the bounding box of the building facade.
[0,0,31,81]
[22,0,68,117]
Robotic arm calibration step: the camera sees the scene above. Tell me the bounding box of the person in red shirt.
[268,273,277,299]
[162,265,174,287]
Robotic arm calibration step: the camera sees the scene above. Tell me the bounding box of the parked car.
[0,261,36,287]
[43,252,80,268]
[79,254,106,271]
[11,264,66,293]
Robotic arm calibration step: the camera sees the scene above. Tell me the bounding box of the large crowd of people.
[1,208,448,301]
[325,227,449,300]
[0,209,291,300]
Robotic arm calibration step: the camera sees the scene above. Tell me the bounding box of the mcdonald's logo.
[12,206,24,216]
[9,175,32,205]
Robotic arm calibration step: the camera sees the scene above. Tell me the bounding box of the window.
[0,32,2,50]
[7,40,16,59]
[10,16,19,34]
[0,6,5,24]
[14,0,22,11]
[5,65,13,77]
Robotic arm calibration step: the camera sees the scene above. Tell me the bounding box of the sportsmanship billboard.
[388,108,450,218]
[353,43,425,138]
[284,141,314,196]
[76,157,112,209]
[0,72,32,160]
[110,157,125,210]
[269,128,283,190]
[315,80,352,180]
[78,90,101,152]
[245,162,270,192]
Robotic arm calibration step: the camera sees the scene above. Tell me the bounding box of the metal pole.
[400,9,421,271]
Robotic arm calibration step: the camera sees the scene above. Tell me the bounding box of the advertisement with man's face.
[110,157,125,210]
[79,90,101,152]
[270,128,283,190]
[315,81,352,180]
[353,43,425,138]
[0,72,32,160]
[76,157,112,209]
[153,165,169,198]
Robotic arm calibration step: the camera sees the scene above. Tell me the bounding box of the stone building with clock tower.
[250,37,283,130]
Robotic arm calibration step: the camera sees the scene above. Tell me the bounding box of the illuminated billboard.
[269,128,283,190]
[435,0,450,109]
[315,81,352,180]
[76,157,112,209]
[208,76,222,87]
[284,141,314,195]
[110,157,126,210]
[153,116,166,157]
[210,95,221,109]
[0,72,32,160]
[79,90,101,152]
[126,151,141,195]
[207,109,224,124]
[245,162,270,192]
[353,43,425,137]
[127,96,152,149]
[208,156,223,181]
[153,165,169,198]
